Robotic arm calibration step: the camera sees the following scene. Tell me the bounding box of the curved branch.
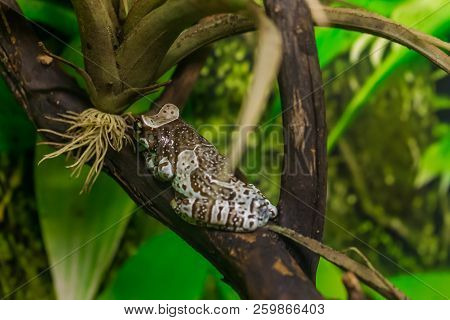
[159,6,449,75]
[321,7,449,73]
[0,0,322,299]
[156,13,254,78]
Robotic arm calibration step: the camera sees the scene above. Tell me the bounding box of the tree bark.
[265,0,327,281]
[0,0,322,299]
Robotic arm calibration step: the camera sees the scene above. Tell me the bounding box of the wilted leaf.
[229,3,282,169]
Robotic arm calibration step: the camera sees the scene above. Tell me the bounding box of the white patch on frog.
[156,157,174,181]
[141,104,179,128]
[173,149,199,197]
[210,200,230,226]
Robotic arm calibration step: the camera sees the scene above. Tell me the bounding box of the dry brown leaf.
[228,3,282,170]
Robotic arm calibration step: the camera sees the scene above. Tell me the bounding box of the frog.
[136,104,277,232]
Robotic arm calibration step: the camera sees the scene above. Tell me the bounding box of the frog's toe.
[143,151,157,173]
[265,200,278,219]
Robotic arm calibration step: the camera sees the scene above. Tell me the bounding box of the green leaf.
[216,280,240,300]
[317,257,450,300]
[207,265,240,299]
[34,145,135,299]
[316,258,347,299]
[328,48,407,152]
[315,28,359,68]
[100,231,210,299]
[317,259,450,300]
[416,131,450,188]
[17,0,79,38]
[390,271,450,299]
[343,0,409,16]
[370,271,450,300]
[391,0,450,33]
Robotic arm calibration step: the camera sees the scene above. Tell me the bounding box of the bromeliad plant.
[40,0,282,192]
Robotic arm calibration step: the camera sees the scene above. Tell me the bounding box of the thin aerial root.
[37,128,75,139]
[39,108,133,193]
[37,141,66,147]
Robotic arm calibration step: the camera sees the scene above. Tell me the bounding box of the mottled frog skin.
[137,104,277,232]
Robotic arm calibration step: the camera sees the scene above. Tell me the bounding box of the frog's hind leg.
[170,195,205,226]
[171,196,229,230]
[171,196,195,219]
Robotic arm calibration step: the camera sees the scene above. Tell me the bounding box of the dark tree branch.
[0,0,322,299]
[265,0,328,281]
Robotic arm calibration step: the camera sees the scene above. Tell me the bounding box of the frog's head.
[141,103,179,128]
[136,104,179,152]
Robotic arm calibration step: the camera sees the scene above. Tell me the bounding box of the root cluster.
[39,108,133,193]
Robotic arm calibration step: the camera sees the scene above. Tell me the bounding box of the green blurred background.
[0,0,449,299]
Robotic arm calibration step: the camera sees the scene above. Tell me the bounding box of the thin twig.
[343,247,399,298]
[342,272,366,300]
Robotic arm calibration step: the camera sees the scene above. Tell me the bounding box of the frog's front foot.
[156,157,174,181]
